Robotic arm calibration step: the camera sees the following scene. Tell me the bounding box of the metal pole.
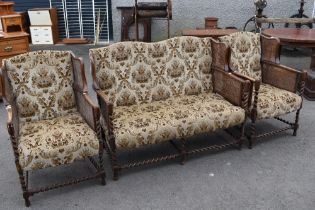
[313,0,315,18]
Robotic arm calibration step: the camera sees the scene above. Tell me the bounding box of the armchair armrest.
[210,39,230,71]
[76,93,100,131]
[6,105,19,141]
[262,60,308,94]
[71,53,100,131]
[213,68,252,111]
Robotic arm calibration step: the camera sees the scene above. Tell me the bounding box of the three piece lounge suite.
[0,32,307,206]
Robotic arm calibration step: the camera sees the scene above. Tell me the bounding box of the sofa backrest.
[219,32,262,81]
[3,50,77,123]
[90,36,213,107]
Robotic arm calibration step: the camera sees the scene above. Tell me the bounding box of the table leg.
[311,48,315,71]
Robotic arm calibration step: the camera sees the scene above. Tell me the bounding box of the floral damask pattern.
[18,112,99,171]
[90,36,213,106]
[111,93,245,149]
[219,32,262,81]
[5,51,76,122]
[255,84,302,120]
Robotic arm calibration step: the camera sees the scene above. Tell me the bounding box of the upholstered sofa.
[219,32,307,148]
[90,36,252,180]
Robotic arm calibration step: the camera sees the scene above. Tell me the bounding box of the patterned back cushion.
[90,36,212,107]
[5,51,77,122]
[219,32,262,81]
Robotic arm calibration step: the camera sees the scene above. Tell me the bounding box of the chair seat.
[110,93,245,149]
[18,112,99,171]
[255,83,302,120]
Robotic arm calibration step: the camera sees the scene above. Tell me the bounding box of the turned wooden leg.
[180,138,187,165]
[311,48,315,71]
[249,119,256,149]
[113,167,120,181]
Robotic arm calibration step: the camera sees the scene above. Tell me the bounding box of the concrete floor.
[0,45,314,210]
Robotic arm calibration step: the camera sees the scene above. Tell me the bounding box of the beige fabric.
[5,51,76,122]
[90,36,213,107]
[255,84,302,120]
[18,112,99,171]
[219,32,262,81]
[110,93,245,149]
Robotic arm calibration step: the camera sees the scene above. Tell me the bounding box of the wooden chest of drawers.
[30,26,54,44]
[0,32,29,101]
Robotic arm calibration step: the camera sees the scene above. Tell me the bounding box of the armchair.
[219,32,307,148]
[1,51,106,207]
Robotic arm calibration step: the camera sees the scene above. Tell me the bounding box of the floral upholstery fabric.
[90,36,213,107]
[254,83,302,120]
[219,32,262,81]
[5,51,76,122]
[110,93,245,149]
[18,112,99,171]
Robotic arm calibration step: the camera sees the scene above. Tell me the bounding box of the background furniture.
[182,28,238,39]
[219,32,307,148]
[0,1,14,15]
[1,50,106,206]
[1,13,23,32]
[117,6,151,42]
[205,17,218,29]
[28,8,59,44]
[262,28,315,100]
[134,0,172,40]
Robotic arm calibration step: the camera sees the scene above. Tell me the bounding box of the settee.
[89,36,252,180]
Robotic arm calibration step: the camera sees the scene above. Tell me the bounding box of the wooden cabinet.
[28,8,59,44]
[0,32,29,100]
[1,14,24,33]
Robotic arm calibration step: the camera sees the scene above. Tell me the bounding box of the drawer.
[2,16,21,25]
[0,37,28,56]
[30,27,54,44]
[28,10,52,26]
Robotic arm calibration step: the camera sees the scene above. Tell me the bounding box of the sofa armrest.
[262,60,308,94]
[95,90,114,131]
[213,68,252,111]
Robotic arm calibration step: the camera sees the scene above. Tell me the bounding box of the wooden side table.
[262,28,315,100]
[0,32,29,101]
[182,29,239,39]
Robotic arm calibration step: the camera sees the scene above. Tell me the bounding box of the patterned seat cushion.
[18,112,99,171]
[219,32,262,81]
[110,93,245,149]
[255,84,302,120]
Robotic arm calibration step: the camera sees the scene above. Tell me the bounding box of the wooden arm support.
[213,68,252,111]
[262,60,308,94]
[211,39,230,71]
[71,54,100,131]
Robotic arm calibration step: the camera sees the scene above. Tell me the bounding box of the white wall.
[111,0,313,42]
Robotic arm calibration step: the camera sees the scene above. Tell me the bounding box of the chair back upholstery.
[90,36,213,107]
[3,51,77,122]
[219,32,262,81]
